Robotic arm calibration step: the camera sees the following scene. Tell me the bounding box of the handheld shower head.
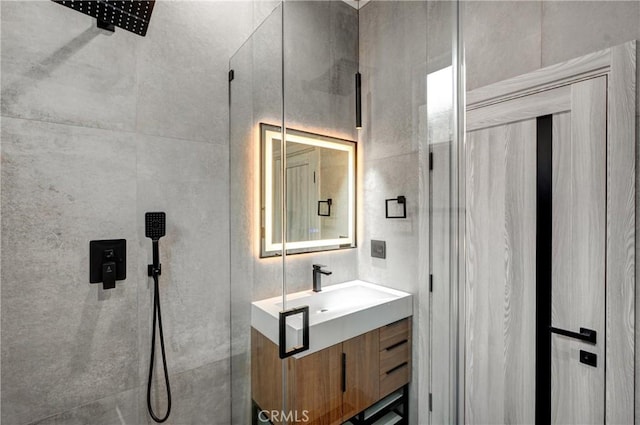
[145,212,166,241]
[144,210,172,423]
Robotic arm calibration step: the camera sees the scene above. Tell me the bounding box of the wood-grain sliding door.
[462,41,635,425]
[465,76,608,424]
[465,114,537,424]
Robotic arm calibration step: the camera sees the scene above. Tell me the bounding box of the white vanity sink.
[251,280,413,357]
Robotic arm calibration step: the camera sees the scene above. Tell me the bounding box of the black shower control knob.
[89,239,126,290]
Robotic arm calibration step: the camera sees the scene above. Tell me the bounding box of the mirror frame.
[260,123,357,257]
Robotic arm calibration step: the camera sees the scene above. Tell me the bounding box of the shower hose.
[147,270,172,423]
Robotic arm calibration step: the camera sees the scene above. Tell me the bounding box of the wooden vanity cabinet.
[252,328,344,425]
[342,331,380,420]
[252,318,411,425]
[287,342,344,424]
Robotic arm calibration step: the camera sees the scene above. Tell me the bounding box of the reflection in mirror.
[261,123,356,257]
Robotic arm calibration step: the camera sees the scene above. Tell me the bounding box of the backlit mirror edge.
[259,122,357,258]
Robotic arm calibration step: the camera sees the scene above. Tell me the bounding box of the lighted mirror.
[261,123,356,257]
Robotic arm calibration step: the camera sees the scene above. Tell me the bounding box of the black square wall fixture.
[90,239,126,289]
[385,196,407,219]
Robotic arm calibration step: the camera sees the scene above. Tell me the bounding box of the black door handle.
[549,326,596,344]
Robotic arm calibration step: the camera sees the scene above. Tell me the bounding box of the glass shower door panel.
[229,4,287,424]
[426,1,461,424]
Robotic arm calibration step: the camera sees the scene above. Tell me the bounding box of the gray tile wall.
[358,3,428,423]
[1,2,264,424]
[462,0,542,91]
[463,0,640,91]
[280,1,360,297]
[358,0,426,293]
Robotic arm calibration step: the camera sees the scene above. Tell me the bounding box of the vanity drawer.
[379,361,410,398]
[379,318,411,350]
[380,339,410,373]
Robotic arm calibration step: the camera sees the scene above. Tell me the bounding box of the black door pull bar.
[278,305,310,359]
[549,326,596,344]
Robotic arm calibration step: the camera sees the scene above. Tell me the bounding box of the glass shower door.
[425,1,463,423]
[279,1,359,423]
[230,1,464,424]
[229,4,288,424]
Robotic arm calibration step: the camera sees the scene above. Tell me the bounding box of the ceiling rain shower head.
[52,0,156,37]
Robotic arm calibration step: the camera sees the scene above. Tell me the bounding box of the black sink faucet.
[312,264,332,292]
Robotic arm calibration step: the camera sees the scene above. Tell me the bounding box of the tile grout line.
[0,113,225,148]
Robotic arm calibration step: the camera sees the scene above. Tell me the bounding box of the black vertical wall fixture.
[355,72,362,129]
[535,115,553,425]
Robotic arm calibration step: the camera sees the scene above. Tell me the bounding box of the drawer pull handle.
[386,362,408,375]
[385,339,408,351]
